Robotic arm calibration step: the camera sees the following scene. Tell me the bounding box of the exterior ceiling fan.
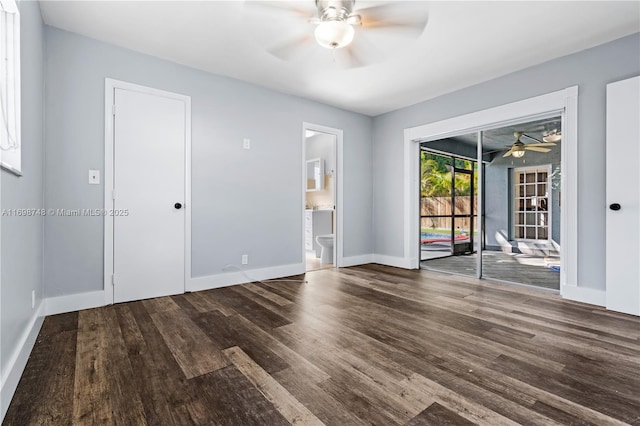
[502,132,557,158]
[543,129,562,143]
[246,0,429,67]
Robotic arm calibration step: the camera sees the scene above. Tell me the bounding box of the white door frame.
[302,122,344,267]
[404,86,578,292]
[104,78,192,305]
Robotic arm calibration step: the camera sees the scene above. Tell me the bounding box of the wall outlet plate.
[241,254,248,265]
[243,139,250,150]
[89,169,100,184]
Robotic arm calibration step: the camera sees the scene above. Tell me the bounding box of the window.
[0,0,21,175]
[513,165,551,240]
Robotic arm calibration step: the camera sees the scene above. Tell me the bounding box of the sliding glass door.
[419,117,561,290]
[420,150,478,277]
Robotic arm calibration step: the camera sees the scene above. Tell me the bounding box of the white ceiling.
[39,1,640,116]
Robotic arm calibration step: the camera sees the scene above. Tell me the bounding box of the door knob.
[174,203,183,210]
[609,203,621,211]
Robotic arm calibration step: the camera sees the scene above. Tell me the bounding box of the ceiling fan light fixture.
[512,147,526,158]
[511,132,526,158]
[314,20,355,49]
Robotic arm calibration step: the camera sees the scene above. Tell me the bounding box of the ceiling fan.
[245,0,429,67]
[502,132,557,158]
[543,129,562,143]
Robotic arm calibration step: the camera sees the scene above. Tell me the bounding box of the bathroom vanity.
[305,209,332,257]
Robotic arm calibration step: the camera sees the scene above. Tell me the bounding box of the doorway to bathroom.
[303,123,341,272]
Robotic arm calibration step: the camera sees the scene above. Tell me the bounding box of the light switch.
[89,170,100,185]
[243,138,251,150]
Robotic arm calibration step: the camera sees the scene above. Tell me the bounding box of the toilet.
[316,234,334,264]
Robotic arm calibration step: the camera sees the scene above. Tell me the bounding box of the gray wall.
[372,33,640,291]
[484,145,561,249]
[1,0,45,388]
[44,27,373,297]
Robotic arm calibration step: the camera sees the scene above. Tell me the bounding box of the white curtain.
[0,0,21,174]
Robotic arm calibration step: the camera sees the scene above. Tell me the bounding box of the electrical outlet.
[243,138,251,150]
[89,169,100,184]
[31,290,35,309]
[241,254,248,265]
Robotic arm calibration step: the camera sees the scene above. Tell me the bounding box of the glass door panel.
[423,216,477,276]
[421,216,452,261]
[420,147,477,277]
[454,172,472,215]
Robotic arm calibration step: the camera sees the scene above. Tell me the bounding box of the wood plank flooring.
[4,265,640,425]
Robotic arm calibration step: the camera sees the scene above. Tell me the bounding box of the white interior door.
[113,88,186,303]
[606,75,640,315]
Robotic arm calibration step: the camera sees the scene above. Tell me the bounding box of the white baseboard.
[188,263,306,292]
[372,254,414,269]
[561,285,606,307]
[45,290,105,316]
[1,302,45,421]
[341,254,373,267]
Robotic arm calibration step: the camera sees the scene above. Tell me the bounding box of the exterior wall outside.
[484,144,561,250]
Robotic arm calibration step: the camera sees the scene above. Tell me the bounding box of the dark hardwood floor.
[4,265,640,425]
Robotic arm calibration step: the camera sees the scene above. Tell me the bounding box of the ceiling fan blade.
[335,44,367,69]
[524,146,551,153]
[503,149,514,158]
[266,34,314,61]
[528,142,557,147]
[521,133,544,143]
[357,2,429,37]
[361,19,428,35]
[243,1,313,19]
[543,134,562,143]
[484,148,508,155]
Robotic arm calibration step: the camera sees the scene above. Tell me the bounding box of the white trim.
[342,254,374,267]
[104,80,113,305]
[0,302,44,421]
[0,35,2,421]
[561,285,606,307]
[404,86,579,292]
[0,0,22,176]
[184,96,192,301]
[403,138,421,269]
[45,290,105,316]
[104,78,192,305]
[188,263,305,292]
[560,87,579,291]
[301,123,344,268]
[405,88,575,142]
[372,254,413,269]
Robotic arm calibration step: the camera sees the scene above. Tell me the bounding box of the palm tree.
[421,153,453,197]
[421,153,478,225]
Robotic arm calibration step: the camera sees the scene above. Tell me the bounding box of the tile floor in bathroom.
[305,251,334,272]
